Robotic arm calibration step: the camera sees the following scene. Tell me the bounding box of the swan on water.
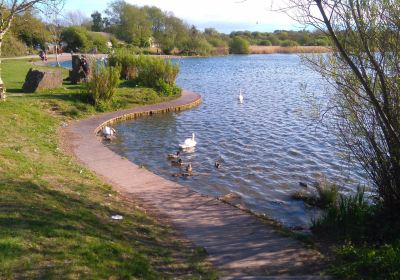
[179,133,197,149]
[238,89,244,103]
[167,151,180,160]
[102,126,116,140]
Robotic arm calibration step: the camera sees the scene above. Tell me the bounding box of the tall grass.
[249,45,332,54]
[109,50,181,96]
[312,187,372,240]
[85,62,121,106]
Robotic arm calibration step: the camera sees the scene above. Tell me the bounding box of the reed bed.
[249,45,332,54]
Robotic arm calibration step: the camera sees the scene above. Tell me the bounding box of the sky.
[64,0,302,33]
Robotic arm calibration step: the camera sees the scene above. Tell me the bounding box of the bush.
[108,51,181,96]
[2,33,28,57]
[85,62,121,105]
[312,187,373,240]
[331,241,400,280]
[259,40,272,46]
[87,32,109,53]
[280,40,299,47]
[229,36,249,54]
[61,26,91,52]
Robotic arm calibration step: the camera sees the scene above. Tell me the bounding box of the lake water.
[103,54,366,228]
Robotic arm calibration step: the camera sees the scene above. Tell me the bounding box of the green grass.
[0,59,216,279]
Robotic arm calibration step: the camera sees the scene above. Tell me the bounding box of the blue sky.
[63,0,300,33]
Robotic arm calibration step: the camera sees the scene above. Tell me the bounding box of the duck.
[214,161,221,169]
[171,158,183,166]
[167,151,180,160]
[185,163,193,173]
[238,89,244,103]
[179,133,197,149]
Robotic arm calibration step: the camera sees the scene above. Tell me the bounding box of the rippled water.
[106,54,366,228]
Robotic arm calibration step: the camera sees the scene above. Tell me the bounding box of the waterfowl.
[214,161,221,169]
[167,151,180,160]
[299,182,308,188]
[238,89,244,103]
[185,163,193,173]
[179,133,197,149]
[102,126,116,136]
[171,158,183,166]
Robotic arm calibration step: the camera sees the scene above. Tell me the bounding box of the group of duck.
[167,132,221,178]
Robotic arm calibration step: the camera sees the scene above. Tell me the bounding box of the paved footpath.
[64,91,329,279]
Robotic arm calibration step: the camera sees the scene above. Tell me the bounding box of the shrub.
[280,40,299,47]
[259,40,272,46]
[312,187,373,240]
[2,33,28,57]
[109,51,181,96]
[85,62,121,105]
[61,26,91,52]
[87,32,109,53]
[331,241,400,280]
[229,36,250,54]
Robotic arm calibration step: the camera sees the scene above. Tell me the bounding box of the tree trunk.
[0,35,5,101]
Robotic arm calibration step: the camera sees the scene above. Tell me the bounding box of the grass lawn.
[0,59,217,279]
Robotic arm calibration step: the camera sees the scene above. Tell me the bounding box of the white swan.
[238,89,244,103]
[102,126,116,136]
[179,133,197,149]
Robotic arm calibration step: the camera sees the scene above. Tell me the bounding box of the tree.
[287,0,400,211]
[0,0,63,100]
[91,11,103,32]
[229,36,249,54]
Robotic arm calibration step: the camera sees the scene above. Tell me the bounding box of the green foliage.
[155,79,182,96]
[259,40,272,46]
[2,33,27,57]
[109,51,181,96]
[12,11,50,48]
[85,62,121,105]
[87,32,109,53]
[61,27,109,53]
[61,26,91,52]
[229,36,250,54]
[91,11,104,32]
[291,181,339,209]
[331,241,400,280]
[312,187,372,240]
[280,40,299,47]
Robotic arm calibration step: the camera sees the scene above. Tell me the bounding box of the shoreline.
[62,90,326,277]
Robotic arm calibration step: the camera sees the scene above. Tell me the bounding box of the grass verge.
[0,59,216,279]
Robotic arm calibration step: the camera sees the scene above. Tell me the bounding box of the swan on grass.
[238,89,244,103]
[179,133,197,149]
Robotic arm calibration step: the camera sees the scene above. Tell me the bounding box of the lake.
[104,54,366,228]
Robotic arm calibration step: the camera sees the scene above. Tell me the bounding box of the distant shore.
[249,45,332,54]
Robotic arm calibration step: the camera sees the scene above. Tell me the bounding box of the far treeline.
[3,0,331,57]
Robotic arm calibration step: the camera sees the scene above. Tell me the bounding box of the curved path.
[63,90,328,279]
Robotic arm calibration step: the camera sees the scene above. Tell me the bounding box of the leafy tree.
[61,26,90,52]
[229,36,250,54]
[0,0,64,100]
[289,0,400,211]
[12,11,50,48]
[91,11,103,32]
